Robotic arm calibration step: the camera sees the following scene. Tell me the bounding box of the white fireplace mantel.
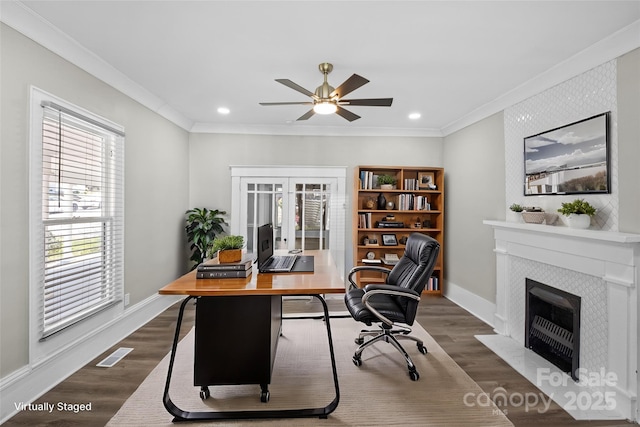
[483,220,640,422]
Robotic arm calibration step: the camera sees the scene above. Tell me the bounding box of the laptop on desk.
[256,224,314,273]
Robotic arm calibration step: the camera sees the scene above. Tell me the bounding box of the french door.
[230,167,346,279]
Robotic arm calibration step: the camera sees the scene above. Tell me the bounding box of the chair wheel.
[352,356,362,366]
[260,390,270,402]
[355,337,364,345]
[417,343,428,354]
[409,370,420,381]
[199,387,210,399]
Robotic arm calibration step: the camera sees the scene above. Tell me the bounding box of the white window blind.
[38,101,124,339]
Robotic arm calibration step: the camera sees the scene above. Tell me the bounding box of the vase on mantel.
[566,214,591,229]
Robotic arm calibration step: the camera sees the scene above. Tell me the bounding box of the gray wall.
[443,113,506,301]
[0,24,190,377]
[188,133,444,271]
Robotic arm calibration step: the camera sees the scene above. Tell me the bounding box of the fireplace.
[484,220,640,421]
[525,279,581,380]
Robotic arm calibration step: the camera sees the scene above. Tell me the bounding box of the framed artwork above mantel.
[524,112,610,196]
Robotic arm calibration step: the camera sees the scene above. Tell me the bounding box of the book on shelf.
[375,220,405,228]
[426,276,439,291]
[359,170,381,190]
[197,254,254,272]
[358,212,373,229]
[197,269,253,279]
[397,194,430,211]
[362,259,382,264]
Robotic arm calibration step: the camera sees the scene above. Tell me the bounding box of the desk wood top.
[158,250,346,297]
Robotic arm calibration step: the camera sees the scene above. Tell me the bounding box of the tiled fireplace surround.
[484,221,640,421]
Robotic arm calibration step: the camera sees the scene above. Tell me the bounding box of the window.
[30,89,124,340]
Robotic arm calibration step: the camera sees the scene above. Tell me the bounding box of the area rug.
[107,318,513,426]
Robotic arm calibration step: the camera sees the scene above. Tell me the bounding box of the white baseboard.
[443,281,496,328]
[0,293,182,424]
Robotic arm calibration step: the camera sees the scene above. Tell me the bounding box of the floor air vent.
[96,347,133,367]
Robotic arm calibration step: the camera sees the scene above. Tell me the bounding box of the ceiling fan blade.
[297,109,316,121]
[275,79,316,98]
[259,102,313,106]
[339,98,393,107]
[335,106,361,122]
[330,74,369,99]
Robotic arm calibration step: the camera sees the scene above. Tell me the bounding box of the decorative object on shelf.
[521,210,546,224]
[418,172,436,189]
[422,219,431,228]
[377,174,397,190]
[209,235,244,263]
[399,236,408,245]
[544,213,559,225]
[377,193,387,210]
[386,201,395,210]
[185,207,228,270]
[366,251,376,260]
[365,197,376,209]
[412,217,422,228]
[381,234,398,246]
[384,214,395,221]
[362,236,369,245]
[557,199,596,229]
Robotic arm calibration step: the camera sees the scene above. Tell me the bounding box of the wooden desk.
[158,250,345,422]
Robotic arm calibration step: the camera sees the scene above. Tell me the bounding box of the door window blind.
[39,102,124,339]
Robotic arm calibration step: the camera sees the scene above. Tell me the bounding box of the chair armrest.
[363,284,420,298]
[347,265,392,290]
[361,284,421,327]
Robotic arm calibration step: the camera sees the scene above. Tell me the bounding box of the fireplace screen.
[525,279,581,380]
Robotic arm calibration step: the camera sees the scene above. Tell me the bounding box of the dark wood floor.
[3,296,633,426]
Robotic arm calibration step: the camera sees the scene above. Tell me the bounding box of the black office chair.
[344,233,440,380]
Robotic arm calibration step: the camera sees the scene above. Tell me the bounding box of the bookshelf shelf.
[352,165,444,295]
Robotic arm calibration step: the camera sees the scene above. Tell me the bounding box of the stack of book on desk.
[196,255,254,279]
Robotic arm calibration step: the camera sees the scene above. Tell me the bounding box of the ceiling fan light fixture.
[313,101,337,115]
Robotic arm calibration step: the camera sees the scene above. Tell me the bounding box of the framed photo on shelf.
[418,172,435,189]
[381,234,398,246]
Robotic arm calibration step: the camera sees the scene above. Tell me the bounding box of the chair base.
[352,324,427,381]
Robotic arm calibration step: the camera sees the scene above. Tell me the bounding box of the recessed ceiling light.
[409,112,421,120]
[217,107,230,115]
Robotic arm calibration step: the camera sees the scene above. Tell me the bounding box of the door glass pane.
[294,183,330,250]
[245,183,284,254]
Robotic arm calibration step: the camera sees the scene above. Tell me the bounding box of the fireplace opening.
[525,279,581,380]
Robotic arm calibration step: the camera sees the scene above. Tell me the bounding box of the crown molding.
[190,122,444,137]
[441,19,640,137]
[0,0,193,130]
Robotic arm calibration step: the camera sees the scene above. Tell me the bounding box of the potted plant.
[507,203,524,223]
[377,175,397,190]
[557,199,596,229]
[185,208,228,269]
[209,235,245,263]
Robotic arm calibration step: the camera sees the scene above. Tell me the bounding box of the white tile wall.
[504,60,618,231]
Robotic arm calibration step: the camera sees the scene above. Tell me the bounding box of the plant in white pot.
[208,235,245,263]
[508,203,524,222]
[557,199,596,229]
[377,174,397,190]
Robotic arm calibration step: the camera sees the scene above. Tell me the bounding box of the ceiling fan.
[259,63,393,122]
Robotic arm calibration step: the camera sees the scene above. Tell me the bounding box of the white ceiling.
[6,1,640,136]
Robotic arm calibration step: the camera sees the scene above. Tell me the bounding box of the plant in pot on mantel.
[557,199,596,229]
[209,235,245,263]
[508,203,524,222]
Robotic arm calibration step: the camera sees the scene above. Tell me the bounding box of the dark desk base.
[162,295,340,422]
